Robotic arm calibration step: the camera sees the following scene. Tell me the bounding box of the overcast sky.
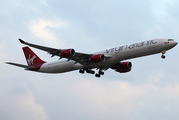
[1,0,179,120]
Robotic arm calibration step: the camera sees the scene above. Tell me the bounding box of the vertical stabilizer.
[22,47,45,66]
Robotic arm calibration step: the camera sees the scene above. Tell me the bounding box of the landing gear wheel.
[161,55,166,59]
[79,69,85,74]
[95,69,104,77]
[95,74,100,78]
[86,69,95,74]
[99,71,104,75]
[91,71,95,74]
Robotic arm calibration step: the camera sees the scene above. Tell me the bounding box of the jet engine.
[116,62,132,73]
[90,54,105,62]
[59,49,75,58]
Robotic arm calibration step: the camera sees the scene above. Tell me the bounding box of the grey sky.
[1,0,179,120]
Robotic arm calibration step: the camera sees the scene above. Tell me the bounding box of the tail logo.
[27,54,36,65]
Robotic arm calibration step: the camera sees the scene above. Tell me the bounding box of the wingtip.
[5,62,12,65]
[19,38,25,44]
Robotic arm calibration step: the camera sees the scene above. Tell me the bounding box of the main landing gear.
[79,68,104,78]
[79,69,95,74]
[161,50,166,59]
[86,69,95,74]
[79,69,85,74]
[95,70,104,78]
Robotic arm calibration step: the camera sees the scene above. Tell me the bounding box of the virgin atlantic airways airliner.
[6,38,177,77]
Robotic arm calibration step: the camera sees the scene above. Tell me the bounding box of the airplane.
[6,38,178,78]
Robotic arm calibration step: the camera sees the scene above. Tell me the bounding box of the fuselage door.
[159,38,163,46]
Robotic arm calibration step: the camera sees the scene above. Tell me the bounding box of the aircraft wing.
[19,39,63,56]
[6,62,36,69]
[19,39,94,65]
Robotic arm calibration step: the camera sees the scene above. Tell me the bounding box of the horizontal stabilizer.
[5,62,36,69]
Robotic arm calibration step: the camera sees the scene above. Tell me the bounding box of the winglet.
[19,39,26,44]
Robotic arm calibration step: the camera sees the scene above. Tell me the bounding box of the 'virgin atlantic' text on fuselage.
[106,40,157,54]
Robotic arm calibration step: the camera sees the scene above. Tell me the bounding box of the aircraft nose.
[174,41,178,46]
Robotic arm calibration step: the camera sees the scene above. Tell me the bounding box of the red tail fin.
[22,47,45,66]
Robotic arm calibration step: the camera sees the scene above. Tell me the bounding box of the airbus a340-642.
[6,38,177,78]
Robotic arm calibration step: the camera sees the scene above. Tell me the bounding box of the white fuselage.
[38,38,177,73]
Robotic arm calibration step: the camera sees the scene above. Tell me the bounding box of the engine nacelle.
[90,54,105,63]
[117,62,132,73]
[59,49,75,58]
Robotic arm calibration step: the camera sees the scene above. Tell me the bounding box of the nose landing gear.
[161,55,165,59]
[161,50,166,59]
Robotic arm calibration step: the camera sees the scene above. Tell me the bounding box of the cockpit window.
[168,39,174,41]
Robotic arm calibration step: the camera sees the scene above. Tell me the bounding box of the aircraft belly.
[85,57,118,69]
[38,61,83,73]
